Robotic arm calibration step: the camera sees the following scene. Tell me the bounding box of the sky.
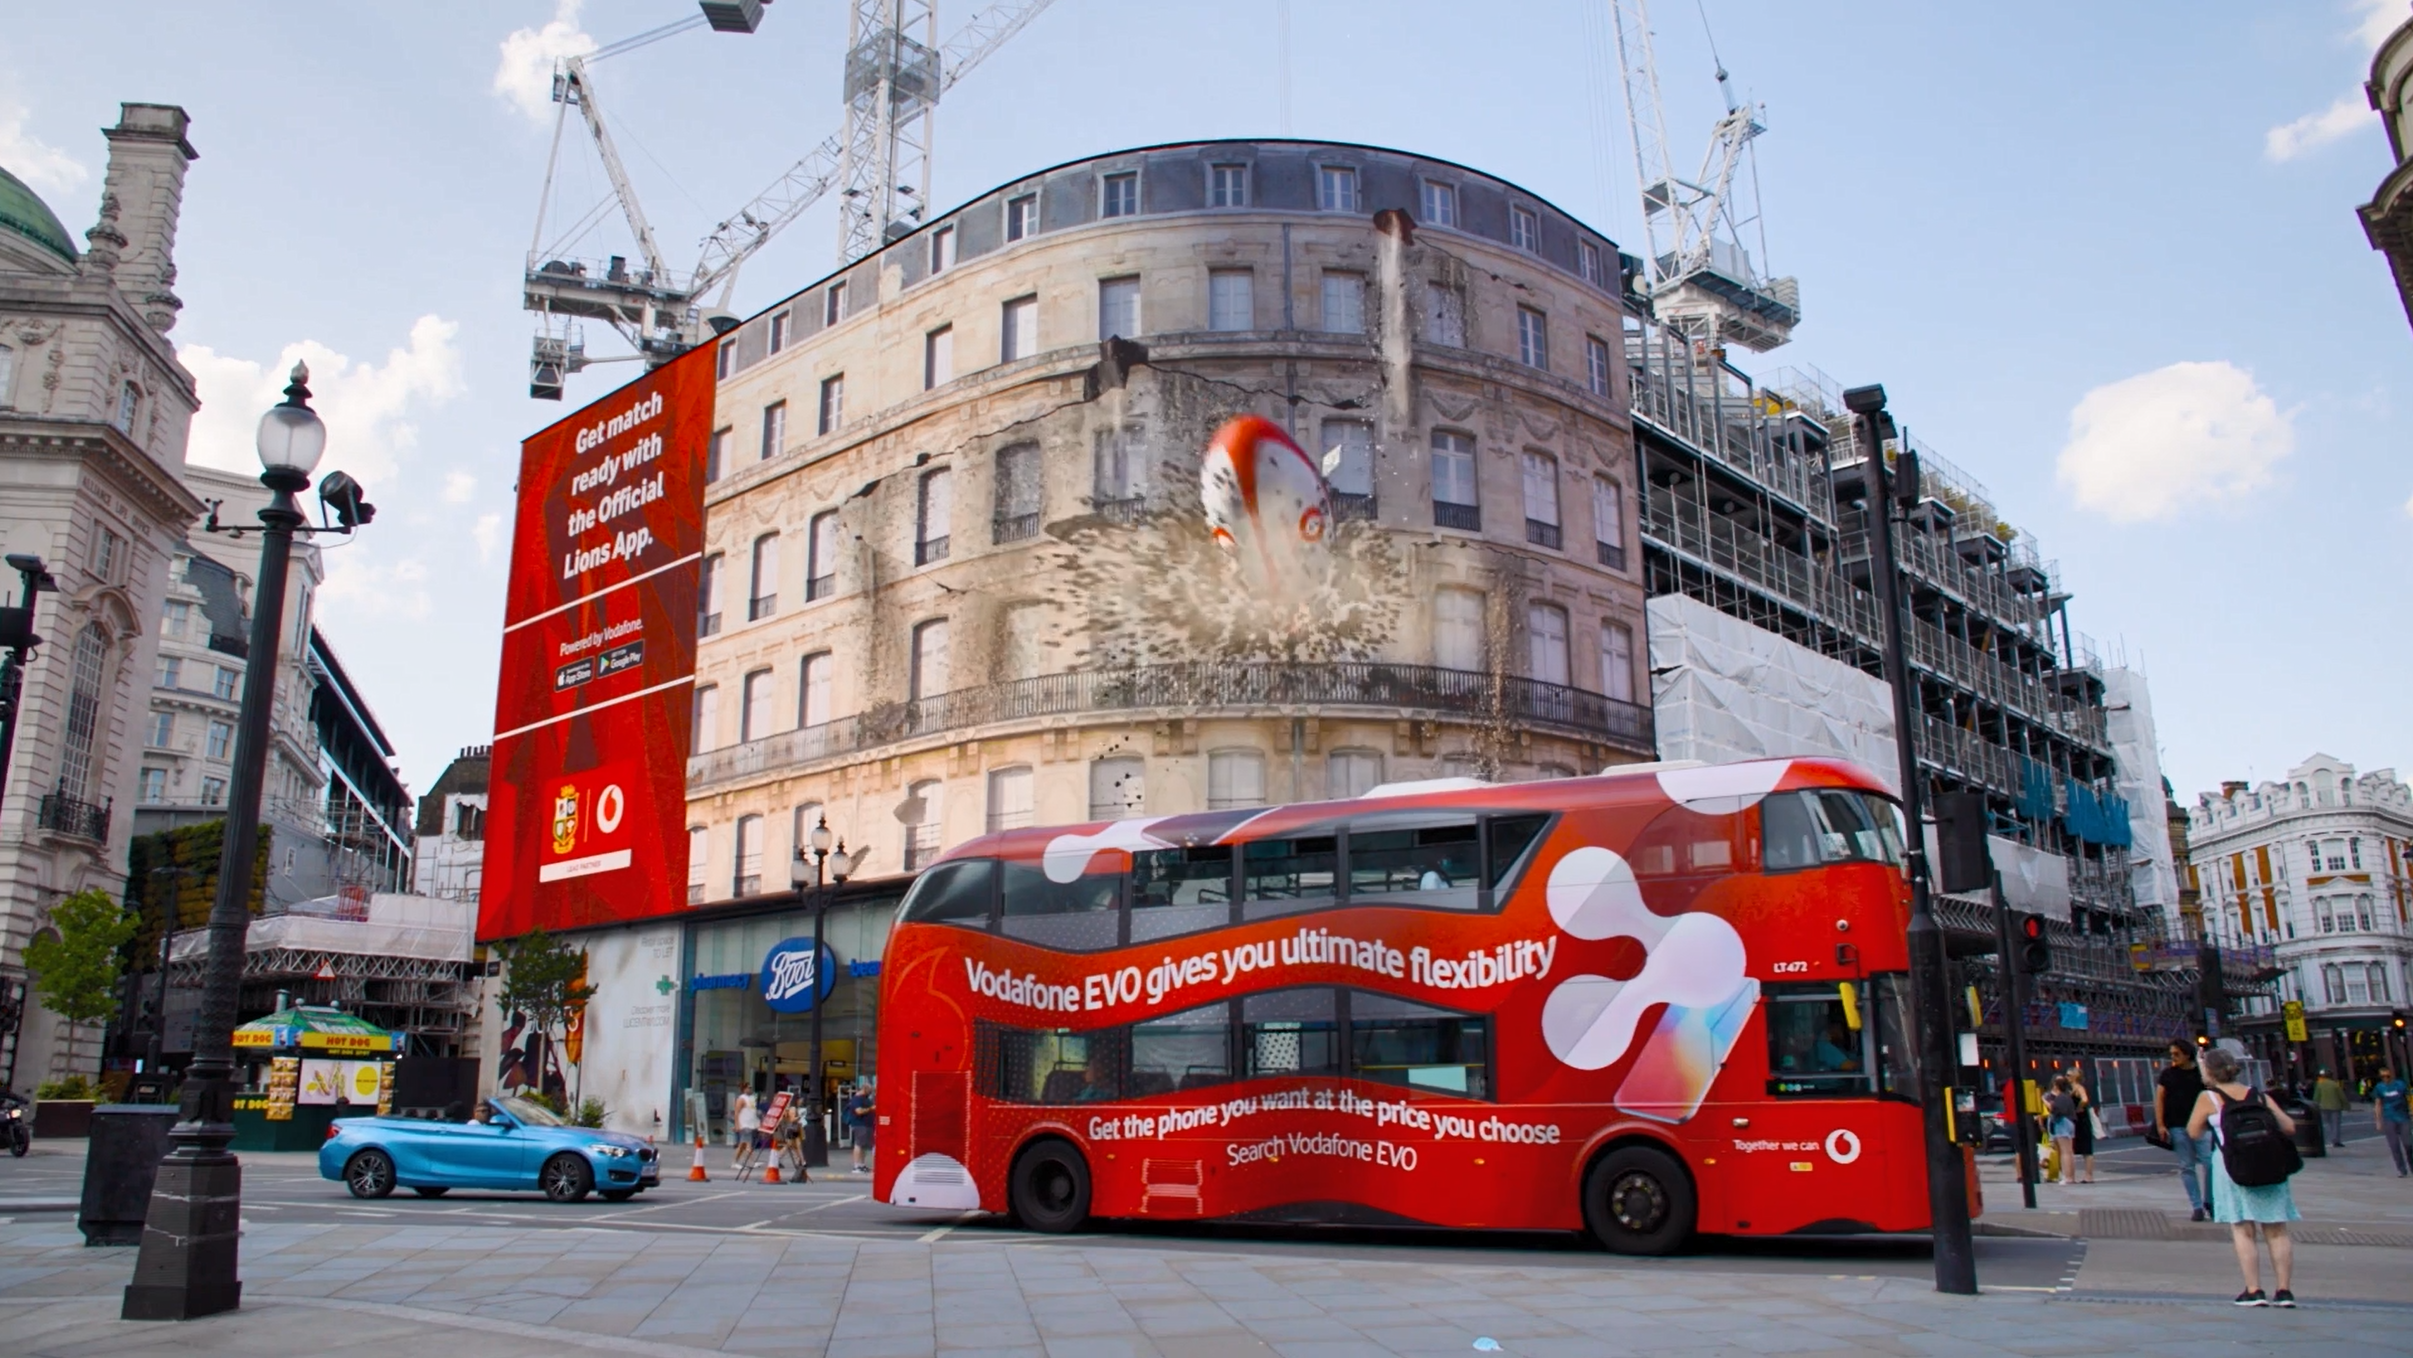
[3,0,2407,809]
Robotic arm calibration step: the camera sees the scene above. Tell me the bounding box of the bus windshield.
[1761,789,1904,872]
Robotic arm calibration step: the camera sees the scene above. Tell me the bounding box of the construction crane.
[1608,0,1797,352]
[523,0,1056,398]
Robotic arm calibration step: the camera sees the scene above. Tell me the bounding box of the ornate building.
[2361,10,2413,330]
[2187,755,2413,1079]
[0,105,206,1085]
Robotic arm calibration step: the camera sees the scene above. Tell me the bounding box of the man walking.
[2374,1066,2410,1177]
[2313,1069,2350,1148]
[2157,1042,2212,1222]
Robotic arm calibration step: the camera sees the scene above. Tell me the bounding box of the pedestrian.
[774,1104,809,1183]
[732,1088,759,1171]
[846,1080,876,1174]
[2157,1041,2213,1221]
[2045,1075,2079,1184]
[2069,1067,2098,1185]
[2373,1065,2410,1178]
[2312,1069,2349,1148]
[2187,1046,2301,1307]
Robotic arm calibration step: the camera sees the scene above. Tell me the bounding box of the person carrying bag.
[2186,1047,2302,1307]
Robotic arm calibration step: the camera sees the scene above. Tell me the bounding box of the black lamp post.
[1842,382,1976,1296]
[790,816,851,1168]
[123,364,369,1321]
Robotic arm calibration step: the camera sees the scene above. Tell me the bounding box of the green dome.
[0,165,77,264]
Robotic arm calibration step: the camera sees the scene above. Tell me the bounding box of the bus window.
[1485,813,1551,889]
[1760,790,1904,873]
[1242,835,1339,921]
[1131,1000,1232,1095]
[1764,982,1875,1096]
[1130,845,1234,943]
[1243,988,1341,1079]
[1347,817,1481,911]
[976,1022,1126,1104]
[1000,860,1121,952]
[897,858,995,929]
[1349,991,1489,1098]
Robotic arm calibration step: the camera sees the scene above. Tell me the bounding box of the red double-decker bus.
[871,757,1976,1252]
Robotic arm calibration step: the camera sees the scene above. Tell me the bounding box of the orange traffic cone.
[688,1132,710,1182]
[762,1156,781,1185]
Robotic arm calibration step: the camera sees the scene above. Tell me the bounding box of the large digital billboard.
[480,346,713,941]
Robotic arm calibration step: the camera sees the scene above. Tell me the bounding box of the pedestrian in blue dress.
[2186,1047,2301,1308]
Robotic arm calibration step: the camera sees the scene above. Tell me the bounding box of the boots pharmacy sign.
[761,938,838,1014]
[482,347,713,939]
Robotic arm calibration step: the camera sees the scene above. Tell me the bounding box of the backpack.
[2212,1086,2302,1188]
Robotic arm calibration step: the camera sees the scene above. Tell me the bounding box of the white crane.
[1608,0,1796,352]
[524,0,1056,398]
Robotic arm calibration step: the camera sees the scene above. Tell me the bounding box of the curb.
[0,1198,79,1213]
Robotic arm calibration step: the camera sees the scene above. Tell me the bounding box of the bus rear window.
[1761,790,1904,873]
[898,858,994,929]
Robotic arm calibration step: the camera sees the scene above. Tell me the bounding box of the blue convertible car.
[319,1095,660,1202]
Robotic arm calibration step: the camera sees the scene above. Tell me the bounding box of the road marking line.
[594,1190,745,1218]
[916,1210,980,1244]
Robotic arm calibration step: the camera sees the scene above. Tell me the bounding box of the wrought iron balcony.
[37,787,111,841]
[690,660,1656,790]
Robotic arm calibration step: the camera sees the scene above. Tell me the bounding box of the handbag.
[2088,1108,2109,1140]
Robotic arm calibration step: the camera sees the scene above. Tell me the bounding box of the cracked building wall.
[682,141,1652,904]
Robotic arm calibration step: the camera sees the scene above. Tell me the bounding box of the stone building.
[2187,755,2413,1079]
[2362,10,2413,330]
[0,106,206,1086]
[412,745,489,903]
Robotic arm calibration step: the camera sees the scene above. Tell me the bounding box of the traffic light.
[2016,913,2051,975]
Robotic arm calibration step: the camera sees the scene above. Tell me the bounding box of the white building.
[0,106,207,1087]
[2187,754,2413,1077]
[410,746,488,904]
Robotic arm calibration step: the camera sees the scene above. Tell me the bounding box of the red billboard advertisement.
[480,347,713,941]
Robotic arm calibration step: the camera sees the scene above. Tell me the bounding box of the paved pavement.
[1,1130,2407,1356]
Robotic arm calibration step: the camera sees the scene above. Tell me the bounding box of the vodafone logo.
[1824,1129,1862,1165]
[596,783,625,834]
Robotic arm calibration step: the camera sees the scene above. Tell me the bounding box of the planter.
[33,1099,95,1139]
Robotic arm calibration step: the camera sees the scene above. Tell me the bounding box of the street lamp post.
[789,816,851,1168]
[123,365,369,1321]
[1842,383,1977,1296]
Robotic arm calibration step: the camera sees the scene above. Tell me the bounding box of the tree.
[24,889,138,1044]
[495,928,595,1100]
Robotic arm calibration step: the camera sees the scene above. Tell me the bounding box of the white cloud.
[494,0,597,122]
[473,513,506,564]
[0,93,91,201]
[179,314,466,489]
[2403,491,2413,520]
[318,549,433,621]
[2263,0,2404,161]
[2056,361,2295,522]
[443,471,477,503]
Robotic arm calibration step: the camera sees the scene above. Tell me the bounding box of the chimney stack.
[2220,780,2248,799]
[94,103,196,333]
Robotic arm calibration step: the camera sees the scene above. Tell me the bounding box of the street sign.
[2282,999,2308,1044]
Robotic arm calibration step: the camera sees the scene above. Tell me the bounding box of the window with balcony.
[691,684,720,755]
[1098,275,1141,340]
[924,324,954,389]
[1317,165,1360,212]
[1209,162,1248,207]
[1586,334,1612,397]
[1521,451,1561,549]
[1005,193,1037,241]
[734,814,764,897]
[1093,424,1145,520]
[798,651,832,728]
[206,720,232,760]
[760,401,786,461]
[917,468,952,565]
[987,765,1035,832]
[792,802,823,860]
[930,224,955,275]
[993,442,1041,542]
[1328,749,1383,799]
[1592,476,1626,570]
[1431,430,1478,530]
[806,511,838,601]
[1001,602,1046,681]
[1423,282,1465,346]
[1420,179,1457,227]
[1509,204,1539,253]
[905,779,944,869]
[1321,420,1374,520]
[911,618,949,701]
[1090,756,1144,820]
[741,668,775,743]
[1208,269,1254,331]
[749,533,779,620]
[1321,272,1364,334]
[1600,620,1636,703]
[817,374,844,435]
[1000,295,1038,362]
[1101,171,1139,218]
[1528,603,1570,686]
[1516,306,1548,369]
[688,825,709,904]
[1208,750,1266,810]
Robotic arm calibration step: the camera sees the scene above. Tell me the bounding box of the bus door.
[1725,978,1894,1232]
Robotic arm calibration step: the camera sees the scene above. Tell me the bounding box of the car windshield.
[493,1094,566,1127]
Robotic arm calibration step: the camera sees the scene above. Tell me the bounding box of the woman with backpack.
[2186,1047,2302,1307]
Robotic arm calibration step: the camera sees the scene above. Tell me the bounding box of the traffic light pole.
[1991,873,2037,1210]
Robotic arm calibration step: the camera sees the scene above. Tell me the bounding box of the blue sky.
[4,0,2406,806]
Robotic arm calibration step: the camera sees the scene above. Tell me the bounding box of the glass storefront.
[673,888,903,1144]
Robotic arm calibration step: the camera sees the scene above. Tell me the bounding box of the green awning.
[232,1005,395,1054]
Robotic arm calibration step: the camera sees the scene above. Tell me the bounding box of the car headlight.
[593,1145,631,1158]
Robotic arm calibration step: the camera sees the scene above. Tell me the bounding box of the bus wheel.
[1583,1146,1693,1256]
[1008,1138,1091,1233]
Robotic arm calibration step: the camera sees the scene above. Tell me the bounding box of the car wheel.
[599,1189,637,1202]
[412,1186,449,1198]
[1007,1137,1089,1233]
[1582,1145,1694,1256]
[541,1153,594,1203]
[344,1149,397,1200]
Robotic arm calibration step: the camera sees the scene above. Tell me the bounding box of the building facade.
[412,745,489,904]
[2361,11,2413,331]
[0,106,207,1086]
[2187,755,2413,1079]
